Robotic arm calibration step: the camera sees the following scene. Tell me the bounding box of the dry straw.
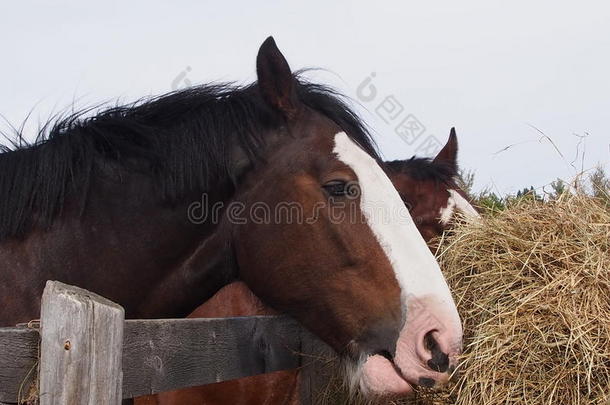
[403,193,610,405]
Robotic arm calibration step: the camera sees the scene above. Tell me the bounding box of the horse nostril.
[424,331,449,373]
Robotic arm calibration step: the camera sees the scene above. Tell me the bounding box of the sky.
[1,1,609,194]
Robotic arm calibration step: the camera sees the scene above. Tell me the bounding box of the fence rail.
[0,281,333,405]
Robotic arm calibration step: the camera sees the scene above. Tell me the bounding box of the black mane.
[385,157,456,185]
[0,75,379,240]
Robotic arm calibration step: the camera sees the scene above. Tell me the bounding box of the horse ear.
[433,127,459,173]
[256,36,298,117]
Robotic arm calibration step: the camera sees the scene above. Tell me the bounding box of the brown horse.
[386,128,480,243]
[0,37,462,399]
[135,130,479,404]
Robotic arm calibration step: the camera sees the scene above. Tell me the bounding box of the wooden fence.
[0,281,334,405]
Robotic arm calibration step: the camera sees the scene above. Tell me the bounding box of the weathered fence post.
[39,281,124,405]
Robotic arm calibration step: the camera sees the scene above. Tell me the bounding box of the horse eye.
[322,180,356,197]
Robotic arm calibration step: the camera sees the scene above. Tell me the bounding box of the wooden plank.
[0,304,334,401]
[0,327,39,403]
[122,315,311,398]
[39,281,125,405]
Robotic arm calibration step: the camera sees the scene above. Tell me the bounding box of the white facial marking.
[332,132,457,307]
[447,189,480,220]
[439,196,456,225]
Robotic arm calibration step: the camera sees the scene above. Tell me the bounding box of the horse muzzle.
[358,295,462,397]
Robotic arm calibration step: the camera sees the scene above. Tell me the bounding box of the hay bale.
[405,194,610,405]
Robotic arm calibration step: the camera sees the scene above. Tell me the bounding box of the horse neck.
[135,219,239,318]
[0,164,240,324]
[83,168,241,319]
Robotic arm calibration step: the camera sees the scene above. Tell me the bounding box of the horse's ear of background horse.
[433,127,459,174]
[256,36,299,117]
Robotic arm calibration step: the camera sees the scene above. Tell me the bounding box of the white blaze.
[440,189,480,224]
[449,189,480,219]
[439,197,456,225]
[332,132,458,309]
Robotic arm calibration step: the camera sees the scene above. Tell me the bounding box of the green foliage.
[475,190,506,214]
[456,168,476,197]
[466,166,609,213]
[589,166,610,203]
[549,178,567,200]
[514,186,543,202]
